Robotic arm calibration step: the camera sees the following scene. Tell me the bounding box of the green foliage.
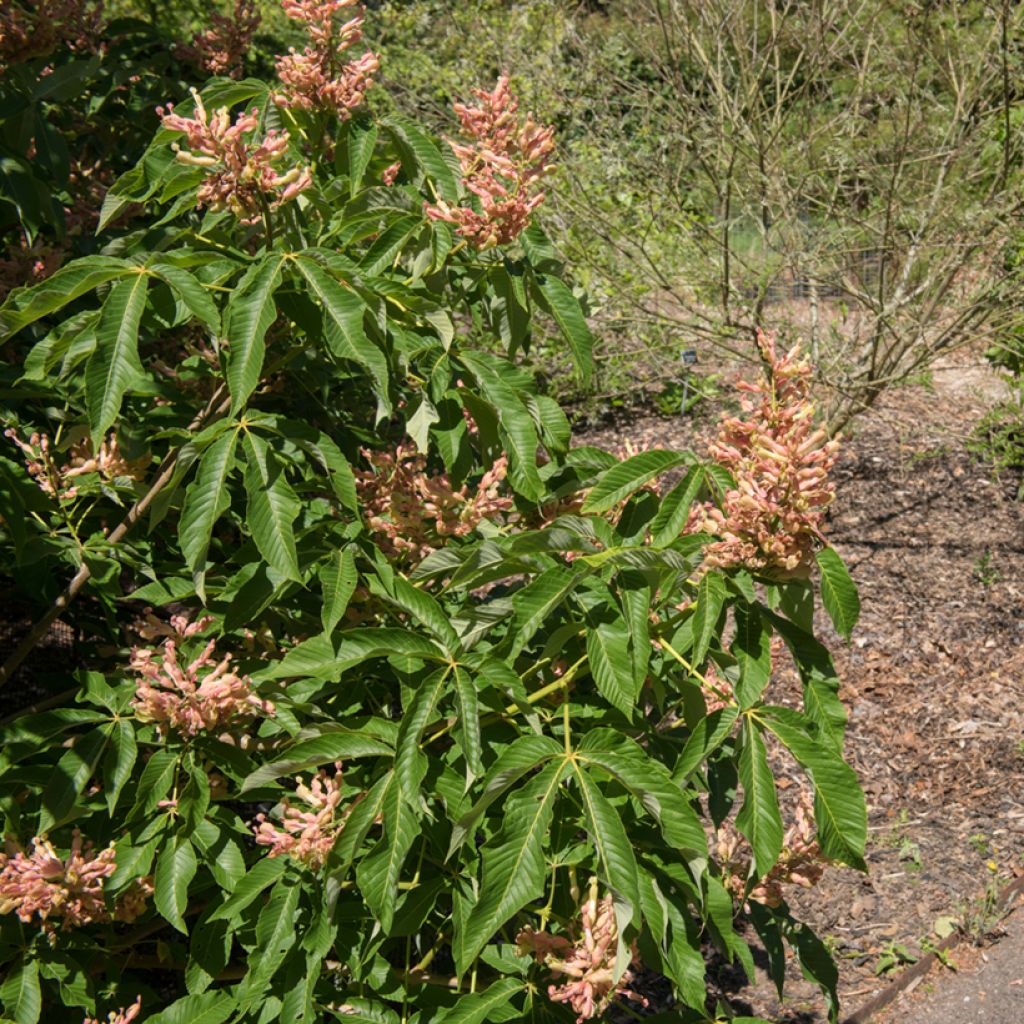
[0,8,865,1024]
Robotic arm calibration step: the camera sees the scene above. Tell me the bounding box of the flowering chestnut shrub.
[0,4,865,1023]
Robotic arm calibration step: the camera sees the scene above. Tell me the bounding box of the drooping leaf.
[225,254,285,412]
[85,272,149,442]
[320,546,358,634]
[691,570,726,665]
[456,758,568,973]
[179,429,239,599]
[815,547,860,641]
[735,719,784,878]
[242,431,301,581]
[155,836,198,934]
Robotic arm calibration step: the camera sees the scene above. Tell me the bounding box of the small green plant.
[875,942,918,976]
[959,875,1008,943]
[920,936,957,971]
[968,833,992,858]
[898,838,922,871]
[972,549,1002,585]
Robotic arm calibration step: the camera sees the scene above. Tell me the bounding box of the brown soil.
[579,354,1024,1022]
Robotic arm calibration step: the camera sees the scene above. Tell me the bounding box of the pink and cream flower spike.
[176,0,260,79]
[159,89,312,224]
[516,880,649,1022]
[273,0,380,120]
[0,831,151,933]
[425,75,555,250]
[254,762,355,871]
[129,637,275,739]
[83,997,143,1024]
[694,329,839,575]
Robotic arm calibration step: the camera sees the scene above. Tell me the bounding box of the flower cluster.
[0,0,103,68]
[717,794,828,908]
[254,762,355,871]
[130,636,275,739]
[176,0,260,79]
[516,882,648,1022]
[693,330,839,575]
[84,998,142,1024]
[4,429,147,501]
[273,0,380,121]
[0,832,151,933]
[355,443,512,564]
[425,76,555,249]
[160,89,312,224]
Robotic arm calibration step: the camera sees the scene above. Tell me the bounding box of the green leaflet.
[760,706,867,870]
[816,546,860,641]
[225,254,285,412]
[650,464,705,548]
[691,570,727,665]
[570,764,640,914]
[179,428,239,600]
[293,255,390,409]
[85,272,149,443]
[582,450,692,514]
[455,758,569,974]
[320,546,358,634]
[434,978,524,1024]
[241,732,393,793]
[586,613,637,716]
[735,718,784,878]
[155,836,198,934]
[0,958,40,1024]
[0,255,133,336]
[529,272,593,384]
[242,431,301,581]
[355,773,419,932]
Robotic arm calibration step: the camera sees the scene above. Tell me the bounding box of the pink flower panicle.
[516,881,648,1022]
[694,330,839,575]
[254,762,355,871]
[83,997,142,1024]
[273,0,379,121]
[0,831,150,933]
[355,443,512,564]
[129,637,275,739]
[717,793,828,908]
[159,89,312,224]
[176,0,261,79]
[3,429,146,501]
[425,75,555,249]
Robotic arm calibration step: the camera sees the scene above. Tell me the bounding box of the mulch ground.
[578,355,1024,1022]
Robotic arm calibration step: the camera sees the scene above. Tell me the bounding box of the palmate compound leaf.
[454,757,570,975]
[735,718,784,878]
